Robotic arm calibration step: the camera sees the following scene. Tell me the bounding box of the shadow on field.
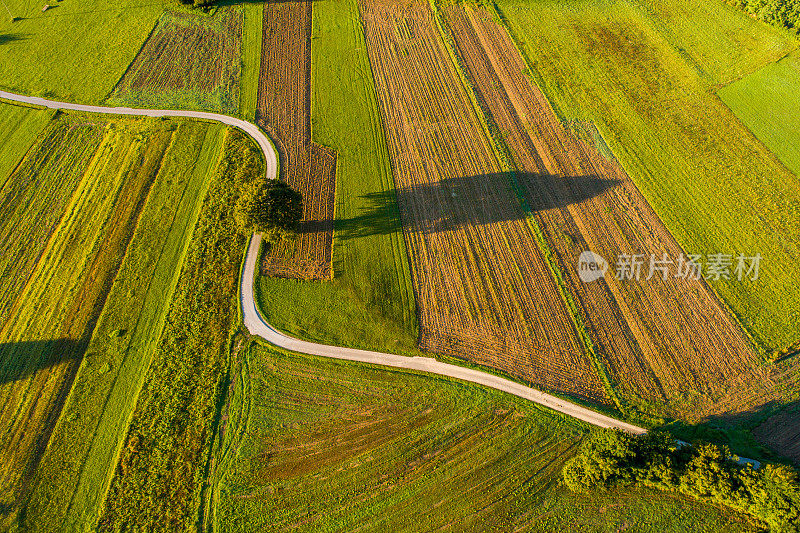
[325,172,619,239]
[662,396,800,468]
[216,0,323,6]
[0,338,84,385]
[0,34,27,45]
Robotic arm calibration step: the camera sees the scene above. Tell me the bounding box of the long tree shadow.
[0,338,84,385]
[0,338,85,522]
[322,172,619,239]
[0,34,27,45]
[662,397,800,467]
[215,0,324,6]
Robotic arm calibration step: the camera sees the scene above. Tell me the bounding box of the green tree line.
[727,0,800,32]
[563,429,800,532]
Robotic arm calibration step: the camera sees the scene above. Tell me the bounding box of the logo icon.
[578,251,607,283]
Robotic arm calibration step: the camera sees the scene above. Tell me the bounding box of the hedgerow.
[727,0,800,32]
[564,429,800,532]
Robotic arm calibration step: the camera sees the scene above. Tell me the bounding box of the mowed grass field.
[0,103,53,181]
[210,343,759,532]
[719,50,800,177]
[0,102,228,531]
[0,0,165,103]
[256,0,419,356]
[496,0,800,352]
[238,2,263,121]
[96,129,252,531]
[106,9,243,114]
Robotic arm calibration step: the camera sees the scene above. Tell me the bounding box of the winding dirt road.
[0,89,646,435]
[0,90,278,179]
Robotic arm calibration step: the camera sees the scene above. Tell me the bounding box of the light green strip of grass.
[239,3,263,121]
[255,0,419,356]
[0,102,54,186]
[718,50,800,178]
[632,0,797,86]
[95,128,248,531]
[0,0,165,103]
[23,119,226,533]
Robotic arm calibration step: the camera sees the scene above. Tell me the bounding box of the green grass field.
[238,2,262,121]
[719,50,800,177]
[0,0,254,118]
[0,102,53,183]
[255,0,419,356]
[0,0,167,103]
[209,343,758,532]
[95,129,251,531]
[495,0,800,352]
[1,111,109,524]
[632,0,796,85]
[9,114,226,532]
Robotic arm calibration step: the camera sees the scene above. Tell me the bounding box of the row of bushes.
[727,0,800,32]
[563,429,800,532]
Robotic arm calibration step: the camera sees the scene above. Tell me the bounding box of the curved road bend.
[0,90,278,180]
[0,89,646,435]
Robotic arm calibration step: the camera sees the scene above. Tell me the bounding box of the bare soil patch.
[257,1,336,280]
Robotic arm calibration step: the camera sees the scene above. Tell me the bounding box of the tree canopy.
[727,0,800,32]
[235,179,303,244]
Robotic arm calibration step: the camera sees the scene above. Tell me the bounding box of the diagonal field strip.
[0,89,646,435]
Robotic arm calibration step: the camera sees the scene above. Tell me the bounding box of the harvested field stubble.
[257,1,336,280]
[357,0,608,403]
[444,5,759,417]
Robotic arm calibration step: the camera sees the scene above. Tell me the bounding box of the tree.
[235,179,303,243]
[562,429,637,491]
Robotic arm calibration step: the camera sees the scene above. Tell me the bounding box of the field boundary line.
[0,89,645,436]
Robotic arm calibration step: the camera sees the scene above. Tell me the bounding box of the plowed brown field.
[755,407,800,465]
[445,5,758,416]
[357,0,609,403]
[256,1,336,280]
